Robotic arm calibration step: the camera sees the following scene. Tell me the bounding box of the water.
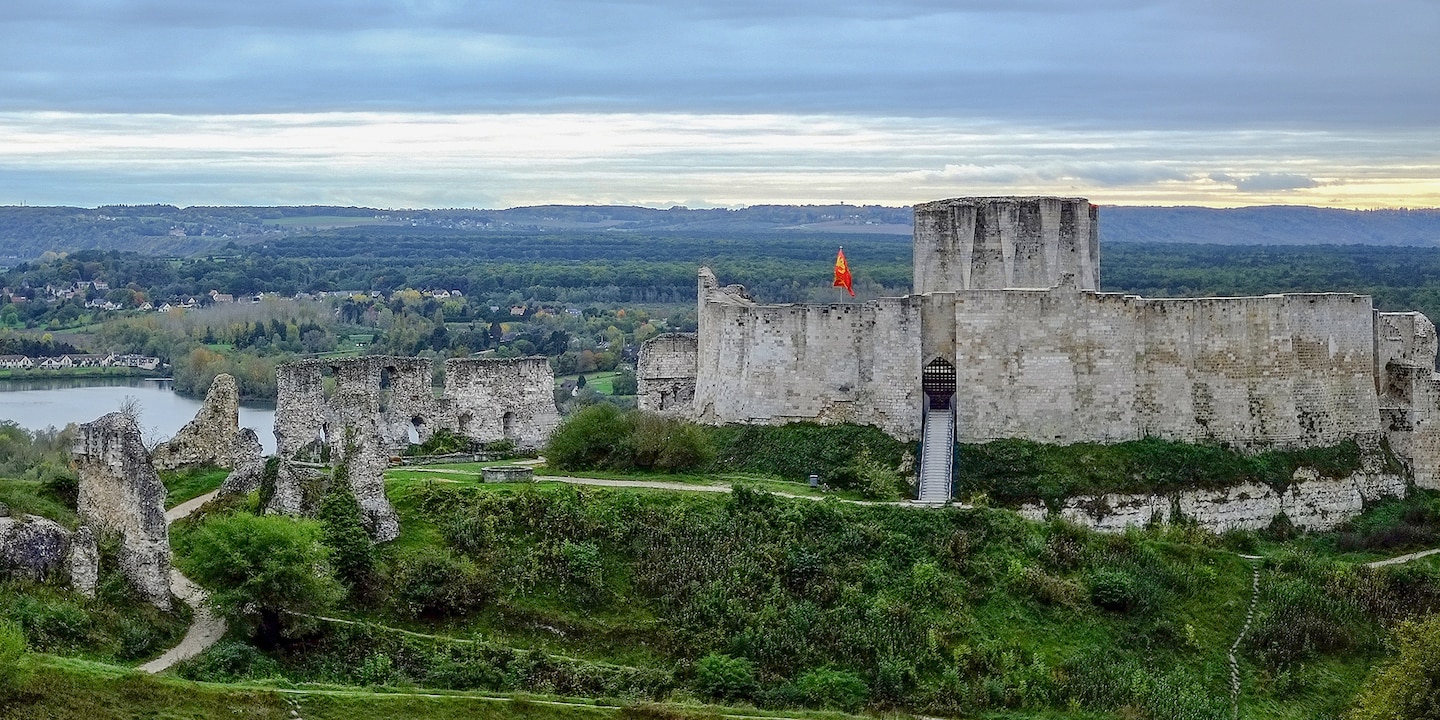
[0,377,277,454]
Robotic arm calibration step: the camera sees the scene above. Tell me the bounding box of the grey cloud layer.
[2,1,1435,126]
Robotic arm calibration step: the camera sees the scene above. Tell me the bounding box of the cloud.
[0,0,1434,130]
[0,112,1434,209]
[1212,172,1322,192]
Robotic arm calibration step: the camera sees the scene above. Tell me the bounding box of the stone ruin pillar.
[72,412,172,609]
[150,373,241,470]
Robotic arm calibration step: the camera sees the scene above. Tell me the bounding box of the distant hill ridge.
[1,202,1438,261]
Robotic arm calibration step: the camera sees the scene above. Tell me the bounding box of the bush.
[1088,568,1153,613]
[390,548,491,619]
[794,668,869,712]
[179,513,343,647]
[1352,613,1440,720]
[1245,577,1359,669]
[0,619,30,700]
[546,406,715,473]
[545,404,631,470]
[694,653,757,702]
[175,640,282,682]
[318,474,379,601]
[830,448,907,500]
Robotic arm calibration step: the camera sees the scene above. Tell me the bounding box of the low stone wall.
[481,466,535,483]
[1016,468,1408,533]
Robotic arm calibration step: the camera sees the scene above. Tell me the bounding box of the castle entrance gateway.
[917,358,956,504]
[922,358,956,410]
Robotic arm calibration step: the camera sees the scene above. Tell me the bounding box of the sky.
[0,0,1436,209]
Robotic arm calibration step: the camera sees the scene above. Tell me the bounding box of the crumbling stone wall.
[637,334,698,416]
[445,357,560,450]
[151,373,241,470]
[72,412,171,609]
[271,354,561,540]
[272,358,423,541]
[218,428,266,496]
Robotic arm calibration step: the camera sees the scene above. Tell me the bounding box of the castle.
[638,196,1440,499]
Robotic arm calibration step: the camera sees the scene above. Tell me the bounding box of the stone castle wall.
[679,268,1383,449]
[641,195,1440,487]
[636,333,699,416]
[271,355,559,540]
[445,357,560,449]
[690,269,921,440]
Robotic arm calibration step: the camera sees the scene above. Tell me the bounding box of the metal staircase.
[916,400,954,504]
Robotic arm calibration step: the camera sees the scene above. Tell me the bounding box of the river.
[0,377,277,454]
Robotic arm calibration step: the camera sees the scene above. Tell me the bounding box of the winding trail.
[138,489,227,674]
[1228,555,1263,720]
[1366,547,1440,568]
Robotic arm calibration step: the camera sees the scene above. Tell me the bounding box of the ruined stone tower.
[912,196,1098,294]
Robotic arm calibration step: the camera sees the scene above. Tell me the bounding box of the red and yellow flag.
[833,248,854,296]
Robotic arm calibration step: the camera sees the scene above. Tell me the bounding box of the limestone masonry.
[640,196,1440,493]
[271,355,558,540]
[72,412,172,609]
[150,373,242,470]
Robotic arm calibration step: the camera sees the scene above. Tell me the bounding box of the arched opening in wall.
[458,412,474,435]
[922,357,956,410]
[502,411,515,440]
[408,417,423,445]
[321,365,338,400]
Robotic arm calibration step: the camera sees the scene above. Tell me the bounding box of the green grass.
[11,654,895,720]
[556,372,620,395]
[956,437,1379,505]
[159,465,231,509]
[0,478,76,526]
[166,479,1419,718]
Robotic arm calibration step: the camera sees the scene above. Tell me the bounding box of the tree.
[575,374,588,389]
[180,513,343,648]
[612,368,638,396]
[1352,613,1440,720]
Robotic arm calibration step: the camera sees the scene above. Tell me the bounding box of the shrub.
[1352,613,1440,720]
[1245,577,1359,669]
[1088,568,1152,613]
[794,667,870,712]
[390,548,491,619]
[175,640,282,682]
[0,619,30,700]
[694,653,757,702]
[830,448,907,500]
[545,404,630,470]
[318,473,379,601]
[179,513,343,647]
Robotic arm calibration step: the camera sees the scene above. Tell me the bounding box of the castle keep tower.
[913,197,1098,293]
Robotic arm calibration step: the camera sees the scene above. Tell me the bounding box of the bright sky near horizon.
[1,1,1437,209]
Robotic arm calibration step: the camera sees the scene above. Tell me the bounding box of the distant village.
[0,352,163,372]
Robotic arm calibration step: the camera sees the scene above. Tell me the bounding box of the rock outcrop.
[151,373,241,470]
[0,514,73,583]
[72,412,172,609]
[1018,465,1409,534]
